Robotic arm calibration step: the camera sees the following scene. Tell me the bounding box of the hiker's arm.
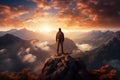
[56,33,58,42]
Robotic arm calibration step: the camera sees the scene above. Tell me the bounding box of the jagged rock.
[41,54,91,80]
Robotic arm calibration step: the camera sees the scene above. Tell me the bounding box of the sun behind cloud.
[40,25,52,33]
[0,0,120,30]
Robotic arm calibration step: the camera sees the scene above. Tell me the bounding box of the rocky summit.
[41,54,90,80]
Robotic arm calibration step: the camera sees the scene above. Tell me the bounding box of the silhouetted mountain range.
[0,34,24,48]
[0,34,78,72]
[83,31,120,72]
[75,30,115,48]
[0,29,116,48]
[0,28,46,40]
[0,34,50,72]
[0,31,120,79]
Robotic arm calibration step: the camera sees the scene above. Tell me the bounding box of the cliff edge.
[41,54,90,80]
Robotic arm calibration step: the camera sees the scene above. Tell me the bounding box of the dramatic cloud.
[0,0,120,30]
[33,0,52,10]
[0,4,29,28]
[53,0,120,28]
[31,0,120,29]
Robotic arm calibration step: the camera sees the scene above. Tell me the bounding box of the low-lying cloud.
[18,47,37,63]
[35,41,50,51]
[23,54,36,63]
[76,43,93,52]
[32,38,93,54]
[0,49,7,54]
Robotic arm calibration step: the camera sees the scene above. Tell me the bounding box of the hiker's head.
[59,28,61,31]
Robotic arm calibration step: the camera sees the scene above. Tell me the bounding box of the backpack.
[57,32,64,41]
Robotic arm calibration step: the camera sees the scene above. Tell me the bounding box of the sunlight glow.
[40,25,52,33]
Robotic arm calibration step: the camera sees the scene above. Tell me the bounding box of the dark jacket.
[56,31,64,42]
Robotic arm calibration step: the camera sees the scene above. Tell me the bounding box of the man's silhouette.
[56,28,64,54]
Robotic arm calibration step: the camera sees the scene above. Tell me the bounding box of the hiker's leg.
[57,42,60,54]
[61,42,64,53]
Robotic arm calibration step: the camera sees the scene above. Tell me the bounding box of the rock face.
[41,54,90,80]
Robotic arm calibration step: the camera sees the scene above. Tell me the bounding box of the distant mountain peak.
[20,28,28,31]
[4,33,13,36]
[7,29,18,33]
[18,28,33,33]
[0,33,23,47]
[2,33,21,39]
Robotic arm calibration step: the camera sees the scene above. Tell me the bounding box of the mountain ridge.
[0,33,24,48]
[83,31,120,70]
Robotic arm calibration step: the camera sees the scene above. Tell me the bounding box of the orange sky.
[0,0,120,31]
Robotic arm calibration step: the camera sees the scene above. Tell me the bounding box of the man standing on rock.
[56,28,64,54]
